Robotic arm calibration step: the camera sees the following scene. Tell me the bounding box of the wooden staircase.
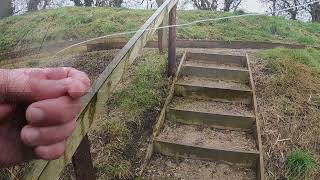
[143,51,264,180]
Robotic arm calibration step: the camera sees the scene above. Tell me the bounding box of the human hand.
[0,67,90,167]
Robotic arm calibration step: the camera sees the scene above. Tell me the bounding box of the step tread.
[143,155,256,180]
[170,97,254,117]
[185,61,248,71]
[158,122,258,152]
[177,76,252,92]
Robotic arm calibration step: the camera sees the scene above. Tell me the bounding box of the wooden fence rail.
[23,0,178,179]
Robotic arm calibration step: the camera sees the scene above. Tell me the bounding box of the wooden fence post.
[157,0,168,53]
[167,4,177,77]
[72,135,96,180]
[0,0,12,18]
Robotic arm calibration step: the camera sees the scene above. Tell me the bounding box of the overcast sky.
[14,0,269,15]
[240,0,267,13]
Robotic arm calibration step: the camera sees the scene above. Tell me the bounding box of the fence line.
[22,0,178,179]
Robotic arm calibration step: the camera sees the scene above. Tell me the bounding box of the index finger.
[27,67,90,86]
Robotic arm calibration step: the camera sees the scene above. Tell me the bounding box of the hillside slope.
[0,7,320,180]
[0,7,320,52]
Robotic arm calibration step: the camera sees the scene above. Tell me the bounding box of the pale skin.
[0,67,91,168]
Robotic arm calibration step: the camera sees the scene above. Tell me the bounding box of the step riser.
[174,84,253,104]
[187,53,247,67]
[167,109,256,130]
[181,66,250,83]
[154,140,259,168]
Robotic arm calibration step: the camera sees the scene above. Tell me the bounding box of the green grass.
[285,149,316,180]
[256,48,320,179]
[257,47,320,72]
[92,50,168,179]
[0,7,153,52]
[1,7,320,52]
[114,53,166,116]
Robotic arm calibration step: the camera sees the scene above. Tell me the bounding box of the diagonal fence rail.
[22,0,178,179]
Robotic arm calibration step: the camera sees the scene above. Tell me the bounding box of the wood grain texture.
[246,54,265,180]
[22,0,178,179]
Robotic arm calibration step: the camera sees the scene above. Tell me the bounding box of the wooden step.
[166,108,256,130]
[186,52,248,68]
[181,62,250,83]
[143,155,256,180]
[154,123,259,167]
[175,76,253,103]
[170,97,254,117]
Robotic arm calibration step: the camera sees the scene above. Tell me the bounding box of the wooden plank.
[22,1,178,179]
[167,4,177,76]
[3,40,314,61]
[246,54,264,180]
[146,39,311,49]
[153,52,186,138]
[187,52,247,68]
[156,0,168,53]
[0,0,12,18]
[139,52,187,176]
[181,65,250,83]
[166,108,256,130]
[174,83,253,103]
[154,139,260,168]
[87,37,127,52]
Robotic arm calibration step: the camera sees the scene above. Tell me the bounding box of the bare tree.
[224,0,242,12]
[42,0,50,9]
[84,0,94,6]
[72,0,83,6]
[304,1,320,22]
[95,0,123,7]
[192,0,218,10]
[277,0,300,20]
[27,0,41,11]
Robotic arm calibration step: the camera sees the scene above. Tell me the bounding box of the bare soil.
[44,50,119,81]
[158,122,257,151]
[185,61,247,71]
[179,76,251,91]
[143,155,256,180]
[170,97,254,116]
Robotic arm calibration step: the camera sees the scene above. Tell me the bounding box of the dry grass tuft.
[251,51,320,179]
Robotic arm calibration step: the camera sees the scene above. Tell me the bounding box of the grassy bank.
[1,7,320,52]
[253,48,320,179]
[87,50,169,179]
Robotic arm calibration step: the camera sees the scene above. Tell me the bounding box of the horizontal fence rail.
[22,0,178,179]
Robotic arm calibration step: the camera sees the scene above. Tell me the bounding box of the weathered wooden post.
[156,0,169,53]
[0,0,12,18]
[167,3,177,77]
[72,135,96,180]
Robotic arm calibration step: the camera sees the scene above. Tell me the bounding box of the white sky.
[240,0,267,13]
[14,0,269,14]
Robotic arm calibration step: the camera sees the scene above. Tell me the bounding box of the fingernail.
[23,127,40,145]
[29,108,45,122]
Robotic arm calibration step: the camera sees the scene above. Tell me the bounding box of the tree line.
[0,0,319,22]
[263,0,320,22]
